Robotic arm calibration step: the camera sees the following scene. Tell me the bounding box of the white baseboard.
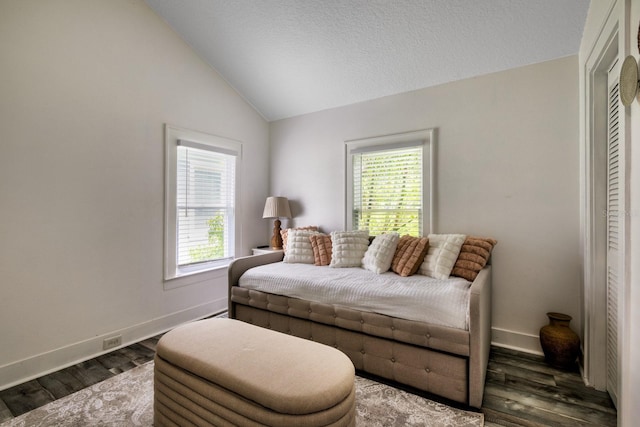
[0,298,227,391]
[491,326,544,356]
[2,313,547,391]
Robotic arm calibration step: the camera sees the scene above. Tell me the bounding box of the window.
[345,129,434,236]
[164,125,241,280]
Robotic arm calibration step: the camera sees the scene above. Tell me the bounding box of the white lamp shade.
[262,196,292,219]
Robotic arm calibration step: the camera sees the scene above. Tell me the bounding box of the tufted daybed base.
[228,251,492,408]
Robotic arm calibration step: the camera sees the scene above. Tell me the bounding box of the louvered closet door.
[605,58,621,407]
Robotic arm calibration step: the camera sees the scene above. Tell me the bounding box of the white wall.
[0,0,269,388]
[270,56,581,354]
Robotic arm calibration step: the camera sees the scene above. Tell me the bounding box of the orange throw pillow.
[309,234,332,266]
[391,235,429,277]
[450,236,497,281]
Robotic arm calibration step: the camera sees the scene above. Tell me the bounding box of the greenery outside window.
[346,129,434,236]
[164,125,241,281]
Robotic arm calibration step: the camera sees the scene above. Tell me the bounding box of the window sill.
[164,261,230,290]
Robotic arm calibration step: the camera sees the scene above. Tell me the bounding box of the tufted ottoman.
[153,318,356,426]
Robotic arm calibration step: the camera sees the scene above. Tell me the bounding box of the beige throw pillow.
[419,234,467,279]
[362,232,400,274]
[281,226,319,252]
[329,230,370,268]
[283,229,320,264]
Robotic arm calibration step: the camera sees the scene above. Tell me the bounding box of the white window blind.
[176,141,235,267]
[352,145,423,236]
[164,125,241,282]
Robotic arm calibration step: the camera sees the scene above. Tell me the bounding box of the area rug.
[1,362,483,426]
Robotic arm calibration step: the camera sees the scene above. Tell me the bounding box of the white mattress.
[238,262,472,330]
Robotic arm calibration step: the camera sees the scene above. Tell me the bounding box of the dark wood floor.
[0,337,162,424]
[483,347,616,426]
[0,326,617,426]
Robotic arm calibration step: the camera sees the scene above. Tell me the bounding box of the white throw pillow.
[283,229,319,264]
[362,232,400,274]
[329,230,370,268]
[419,234,467,279]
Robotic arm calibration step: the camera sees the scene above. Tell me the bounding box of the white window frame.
[164,124,242,283]
[345,129,435,234]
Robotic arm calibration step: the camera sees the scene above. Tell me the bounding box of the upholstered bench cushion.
[155,318,355,417]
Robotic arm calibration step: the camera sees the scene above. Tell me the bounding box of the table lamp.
[262,196,292,249]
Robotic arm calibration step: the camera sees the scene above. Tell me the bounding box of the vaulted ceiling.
[145,0,590,121]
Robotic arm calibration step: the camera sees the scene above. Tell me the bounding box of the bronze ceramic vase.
[539,312,580,369]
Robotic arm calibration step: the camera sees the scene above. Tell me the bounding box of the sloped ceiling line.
[145,0,590,121]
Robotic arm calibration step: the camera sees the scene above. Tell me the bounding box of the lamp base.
[270,219,283,250]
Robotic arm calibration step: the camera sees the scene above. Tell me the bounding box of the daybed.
[228,231,493,408]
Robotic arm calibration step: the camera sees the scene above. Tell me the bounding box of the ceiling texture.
[145,0,591,121]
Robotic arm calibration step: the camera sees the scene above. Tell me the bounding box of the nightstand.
[252,247,284,255]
